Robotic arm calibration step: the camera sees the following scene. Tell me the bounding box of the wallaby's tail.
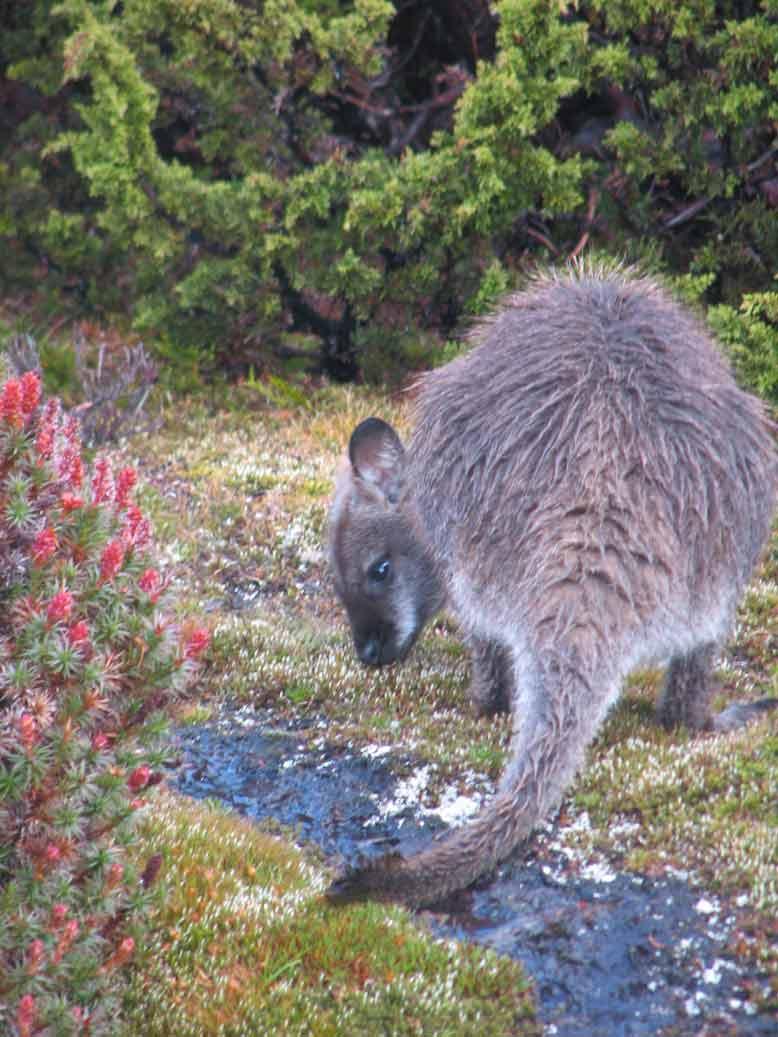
[326,654,615,907]
[326,787,540,908]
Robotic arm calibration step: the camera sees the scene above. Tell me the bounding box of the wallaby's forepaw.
[711,696,778,732]
[470,696,508,720]
[325,852,407,905]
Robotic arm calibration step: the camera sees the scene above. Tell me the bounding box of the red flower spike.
[115,936,135,965]
[17,994,36,1037]
[47,589,74,625]
[50,903,69,928]
[115,466,137,508]
[36,397,60,460]
[122,504,151,550]
[68,619,91,645]
[19,713,38,752]
[101,936,135,973]
[138,567,161,601]
[127,764,151,792]
[45,843,62,865]
[32,527,58,566]
[69,454,84,489]
[20,371,41,417]
[91,456,114,505]
[99,539,125,582]
[105,861,124,889]
[63,413,80,444]
[57,441,84,490]
[61,492,84,513]
[184,627,210,660]
[26,938,45,975]
[53,919,79,964]
[1,378,23,429]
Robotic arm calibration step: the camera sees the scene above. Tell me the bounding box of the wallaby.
[327,265,778,908]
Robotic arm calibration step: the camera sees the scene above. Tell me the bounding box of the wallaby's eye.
[368,557,391,583]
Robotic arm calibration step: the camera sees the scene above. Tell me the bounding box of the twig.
[526,227,559,256]
[663,196,712,229]
[568,188,600,261]
[746,144,778,175]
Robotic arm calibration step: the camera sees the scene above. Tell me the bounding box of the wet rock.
[171,706,776,1037]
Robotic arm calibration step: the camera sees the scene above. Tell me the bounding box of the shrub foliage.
[0,1,776,386]
[0,371,208,1035]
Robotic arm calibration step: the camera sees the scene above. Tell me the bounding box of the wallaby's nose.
[358,636,381,666]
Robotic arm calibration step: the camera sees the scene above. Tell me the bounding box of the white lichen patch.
[364,762,489,829]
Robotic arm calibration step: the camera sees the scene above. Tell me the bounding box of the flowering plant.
[0,372,208,1035]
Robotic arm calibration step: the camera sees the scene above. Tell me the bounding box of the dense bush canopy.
[0,0,776,387]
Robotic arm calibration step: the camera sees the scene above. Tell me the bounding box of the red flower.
[91,731,109,751]
[91,455,114,504]
[50,902,69,928]
[36,397,60,459]
[57,441,84,490]
[184,627,210,660]
[20,371,41,417]
[60,414,82,480]
[1,378,23,429]
[101,936,135,973]
[68,619,90,642]
[26,938,45,975]
[19,712,38,752]
[127,765,151,792]
[61,492,84,512]
[115,466,137,508]
[45,842,62,865]
[32,527,58,566]
[105,861,124,889]
[53,919,79,964]
[122,504,151,551]
[138,567,161,601]
[17,994,36,1037]
[99,539,125,582]
[47,589,74,625]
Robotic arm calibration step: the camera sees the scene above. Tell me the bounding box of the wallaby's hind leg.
[467,638,513,718]
[657,642,778,732]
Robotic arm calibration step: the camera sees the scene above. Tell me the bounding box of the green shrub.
[0,372,209,1035]
[708,288,778,402]
[1,1,776,389]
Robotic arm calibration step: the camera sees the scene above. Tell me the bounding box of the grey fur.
[328,264,778,907]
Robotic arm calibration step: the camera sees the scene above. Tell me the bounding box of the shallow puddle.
[172,706,775,1036]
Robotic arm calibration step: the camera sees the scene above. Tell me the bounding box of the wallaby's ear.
[348,417,405,503]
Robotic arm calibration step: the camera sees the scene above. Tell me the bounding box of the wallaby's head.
[329,417,443,667]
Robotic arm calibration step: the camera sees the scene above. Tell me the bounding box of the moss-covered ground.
[113,383,777,1030]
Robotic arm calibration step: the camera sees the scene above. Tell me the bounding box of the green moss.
[123,793,538,1037]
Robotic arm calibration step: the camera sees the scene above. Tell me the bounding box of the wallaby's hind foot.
[657,642,778,731]
[657,643,718,731]
[467,638,512,718]
[709,696,778,732]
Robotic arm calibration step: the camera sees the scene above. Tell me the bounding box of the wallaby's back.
[409,269,774,655]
